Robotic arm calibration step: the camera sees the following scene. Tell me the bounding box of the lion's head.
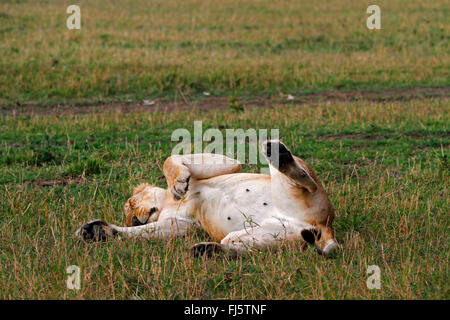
[124,183,167,227]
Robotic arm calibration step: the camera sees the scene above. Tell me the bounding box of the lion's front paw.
[172,175,190,200]
[75,219,118,242]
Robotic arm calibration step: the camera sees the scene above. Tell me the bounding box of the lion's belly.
[190,174,275,242]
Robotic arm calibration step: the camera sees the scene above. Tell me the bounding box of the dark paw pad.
[76,219,117,242]
[191,242,223,258]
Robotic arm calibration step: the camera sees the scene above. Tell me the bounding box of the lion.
[76,140,338,257]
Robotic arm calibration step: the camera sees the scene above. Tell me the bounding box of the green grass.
[0,0,448,300]
[0,0,449,105]
[0,98,448,299]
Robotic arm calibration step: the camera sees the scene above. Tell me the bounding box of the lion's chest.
[190,174,275,241]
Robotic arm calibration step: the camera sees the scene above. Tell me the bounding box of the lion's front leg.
[163,156,191,200]
[163,154,241,200]
[76,217,194,242]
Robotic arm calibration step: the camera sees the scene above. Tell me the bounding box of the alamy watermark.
[66,265,81,290]
[65,5,382,33]
[66,4,380,31]
[366,265,381,289]
[66,5,81,30]
[367,5,381,30]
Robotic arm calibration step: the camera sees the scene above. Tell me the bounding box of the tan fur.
[163,157,181,190]
[117,145,338,256]
[195,207,228,242]
[293,157,335,241]
[124,183,166,227]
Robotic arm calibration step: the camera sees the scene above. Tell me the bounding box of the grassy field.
[0,0,449,105]
[0,98,448,299]
[0,0,448,300]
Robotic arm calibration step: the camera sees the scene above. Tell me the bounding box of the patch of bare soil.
[2,87,448,117]
[314,132,450,141]
[29,176,86,187]
[318,133,387,141]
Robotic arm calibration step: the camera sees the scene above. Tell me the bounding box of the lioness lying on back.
[77,140,338,257]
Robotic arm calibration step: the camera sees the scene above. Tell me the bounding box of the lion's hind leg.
[191,219,318,258]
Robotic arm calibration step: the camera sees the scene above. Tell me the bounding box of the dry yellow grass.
[0,0,448,104]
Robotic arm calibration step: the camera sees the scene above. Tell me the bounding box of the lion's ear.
[127,197,138,209]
